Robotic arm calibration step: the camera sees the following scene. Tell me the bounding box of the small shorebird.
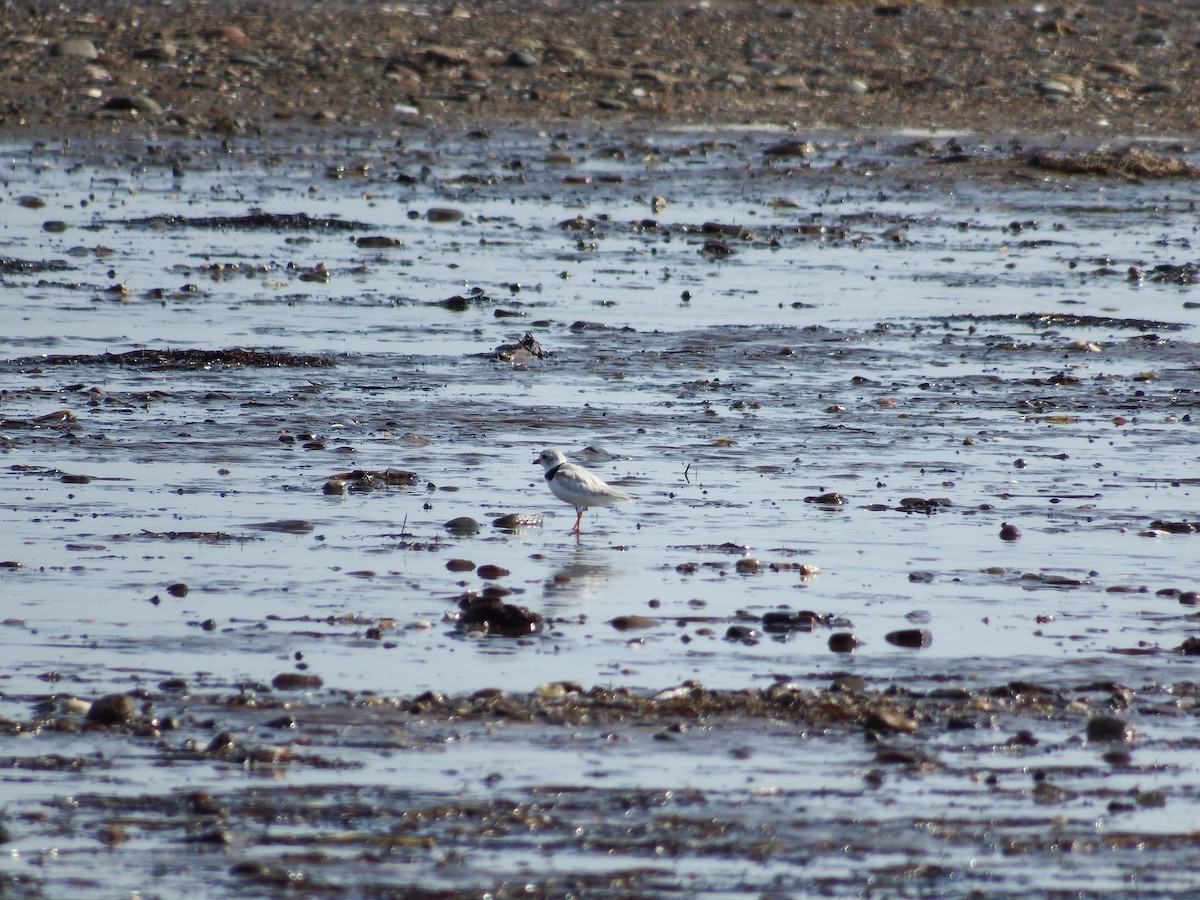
[534,448,634,534]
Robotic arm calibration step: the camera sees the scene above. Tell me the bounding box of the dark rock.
[1086,716,1133,743]
[828,632,860,653]
[885,628,932,649]
[86,693,135,725]
[456,595,543,636]
[444,516,480,535]
[271,673,323,691]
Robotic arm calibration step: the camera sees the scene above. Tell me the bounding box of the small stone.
[456,595,542,636]
[446,558,475,573]
[51,37,99,60]
[444,516,480,535]
[491,513,543,530]
[863,708,919,734]
[166,583,188,597]
[1086,716,1133,743]
[828,632,860,653]
[476,564,510,580]
[829,78,869,94]
[425,208,464,223]
[86,693,136,725]
[1133,28,1169,47]
[610,615,659,631]
[725,625,759,643]
[98,95,163,116]
[885,628,932,649]
[271,673,323,691]
[999,522,1022,541]
[505,50,540,68]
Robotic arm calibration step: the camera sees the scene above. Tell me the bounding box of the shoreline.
[7,0,1199,141]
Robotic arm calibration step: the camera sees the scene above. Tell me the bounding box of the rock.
[999,522,1022,541]
[425,207,465,223]
[725,625,759,643]
[133,42,177,61]
[355,236,404,248]
[51,37,99,60]
[456,595,542,636]
[98,95,163,116]
[885,628,932,649]
[610,615,660,631]
[490,332,545,363]
[863,708,919,734]
[476,564,510,580]
[491,512,543,530]
[271,673,323,691]
[1086,716,1133,743]
[763,610,823,633]
[505,50,540,68]
[445,558,475,573]
[828,632,860,653]
[86,693,135,725]
[202,25,250,44]
[829,78,869,95]
[444,516,480,535]
[1133,28,1169,47]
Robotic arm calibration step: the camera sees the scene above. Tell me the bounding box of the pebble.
[885,628,932,649]
[445,558,475,573]
[86,693,136,725]
[1085,716,1133,743]
[426,208,465,223]
[444,516,480,535]
[456,595,542,636]
[828,632,860,653]
[476,564,509,580]
[863,708,919,734]
[610,615,660,631]
[1132,28,1170,47]
[98,95,163,116]
[999,522,1022,541]
[271,673,323,691]
[725,625,759,644]
[505,51,540,68]
[829,78,869,95]
[51,37,99,60]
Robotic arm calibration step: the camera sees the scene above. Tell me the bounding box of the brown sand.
[6,0,1199,140]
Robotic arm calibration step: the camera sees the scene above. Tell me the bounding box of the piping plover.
[534,448,634,534]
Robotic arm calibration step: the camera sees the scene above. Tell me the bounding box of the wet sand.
[8,0,1200,140]
[5,3,1200,898]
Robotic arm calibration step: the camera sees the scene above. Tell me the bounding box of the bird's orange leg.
[571,508,584,533]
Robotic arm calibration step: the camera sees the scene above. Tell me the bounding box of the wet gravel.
[3,27,1200,892]
[6,0,1200,140]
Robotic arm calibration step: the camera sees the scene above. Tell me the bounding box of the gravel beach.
[8,0,1200,139]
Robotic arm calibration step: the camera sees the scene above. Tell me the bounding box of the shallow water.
[3,129,1200,897]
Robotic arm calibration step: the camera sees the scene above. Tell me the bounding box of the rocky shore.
[6,0,1199,140]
